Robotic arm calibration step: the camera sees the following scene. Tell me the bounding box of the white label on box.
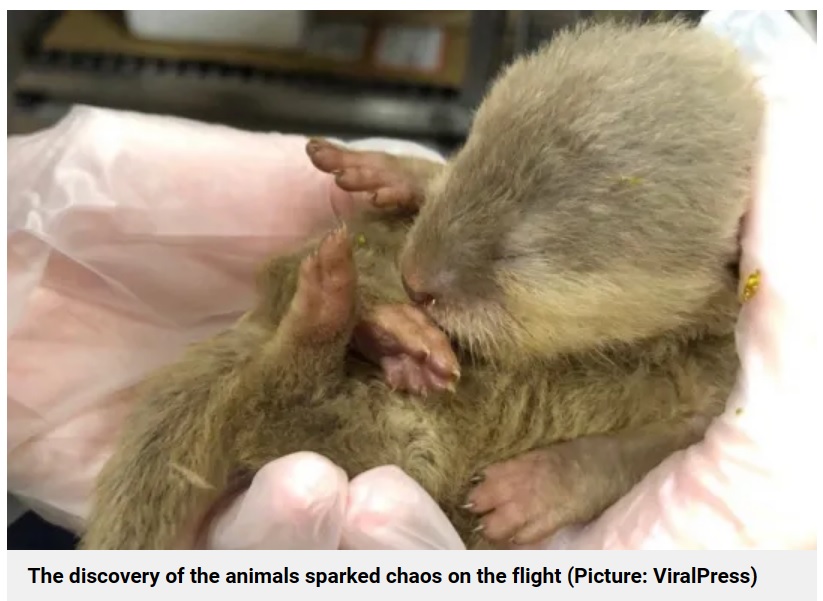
[375,26,445,71]
[304,23,369,62]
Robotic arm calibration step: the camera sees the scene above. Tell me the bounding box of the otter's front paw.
[464,443,591,547]
[352,304,460,396]
[306,138,424,212]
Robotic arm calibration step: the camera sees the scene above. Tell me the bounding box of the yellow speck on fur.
[741,269,761,303]
[618,175,644,186]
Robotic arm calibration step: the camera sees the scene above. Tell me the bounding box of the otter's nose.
[402,273,435,306]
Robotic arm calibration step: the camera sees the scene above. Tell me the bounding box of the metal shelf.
[14,61,472,140]
[11,11,508,144]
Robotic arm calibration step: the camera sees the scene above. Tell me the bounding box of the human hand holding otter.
[9,12,814,552]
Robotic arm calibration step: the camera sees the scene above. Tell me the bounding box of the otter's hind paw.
[284,226,357,343]
[464,445,587,547]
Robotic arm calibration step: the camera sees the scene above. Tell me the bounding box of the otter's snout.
[402,272,435,306]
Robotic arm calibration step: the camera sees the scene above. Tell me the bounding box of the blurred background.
[7,11,817,152]
[9,10,816,154]
[4,9,817,549]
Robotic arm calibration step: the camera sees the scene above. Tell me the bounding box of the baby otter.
[80,20,763,550]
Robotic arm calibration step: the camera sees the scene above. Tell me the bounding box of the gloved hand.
[206,455,464,550]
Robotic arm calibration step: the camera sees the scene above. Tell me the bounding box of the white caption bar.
[8,550,817,600]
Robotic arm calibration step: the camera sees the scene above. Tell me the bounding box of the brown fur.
[80,21,763,550]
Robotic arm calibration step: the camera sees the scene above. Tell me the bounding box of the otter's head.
[397,22,762,362]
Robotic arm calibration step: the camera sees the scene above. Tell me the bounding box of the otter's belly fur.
[237,335,736,549]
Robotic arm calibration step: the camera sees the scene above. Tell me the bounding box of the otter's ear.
[726,258,741,284]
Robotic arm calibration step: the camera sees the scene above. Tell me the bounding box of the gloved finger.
[206,452,348,550]
[341,465,466,550]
